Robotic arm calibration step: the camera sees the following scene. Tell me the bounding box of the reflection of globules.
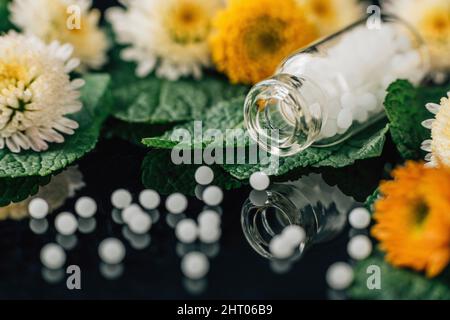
[241,174,354,259]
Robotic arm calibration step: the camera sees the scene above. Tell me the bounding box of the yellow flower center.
[421,9,450,38]
[245,18,285,58]
[0,61,29,91]
[166,1,211,44]
[311,0,331,17]
[413,201,429,229]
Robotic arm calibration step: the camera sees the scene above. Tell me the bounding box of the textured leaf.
[144,93,389,180]
[0,74,111,178]
[0,175,52,207]
[143,96,248,149]
[223,122,389,180]
[141,149,243,196]
[0,0,13,32]
[364,188,380,213]
[385,80,450,159]
[108,47,248,125]
[102,118,174,146]
[349,251,450,300]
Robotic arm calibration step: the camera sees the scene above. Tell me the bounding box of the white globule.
[282,25,427,141]
[269,236,294,260]
[139,189,160,210]
[347,235,373,261]
[358,93,377,111]
[98,238,126,265]
[55,212,78,236]
[326,262,354,290]
[194,166,214,185]
[198,225,222,244]
[340,92,357,110]
[40,243,66,269]
[129,213,152,234]
[282,225,306,248]
[348,207,371,229]
[175,219,198,244]
[166,193,188,214]
[181,252,210,280]
[249,172,270,191]
[197,210,221,229]
[249,190,268,207]
[28,198,49,219]
[337,108,353,130]
[111,189,132,209]
[75,197,97,218]
[122,204,143,224]
[202,186,223,206]
[321,120,338,138]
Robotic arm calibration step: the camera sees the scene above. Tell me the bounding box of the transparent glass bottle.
[244,15,429,157]
[241,174,354,259]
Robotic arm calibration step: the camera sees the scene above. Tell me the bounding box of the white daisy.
[422,92,450,167]
[107,0,223,80]
[0,32,84,153]
[383,0,450,73]
[9,0,109,70]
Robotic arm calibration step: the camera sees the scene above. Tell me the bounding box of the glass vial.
[241,174,354,260]
[244,14,429,157]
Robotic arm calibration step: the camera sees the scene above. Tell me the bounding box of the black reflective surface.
[0,136,397,299]
[0,0,393,300]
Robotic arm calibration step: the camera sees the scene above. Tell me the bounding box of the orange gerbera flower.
[372,161,450,278]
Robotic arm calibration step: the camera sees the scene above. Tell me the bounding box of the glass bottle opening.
[241,189,312,260]
[244,74,325,157]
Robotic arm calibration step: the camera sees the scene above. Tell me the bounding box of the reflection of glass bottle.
[244,15,429,157]
[241,174,354,259]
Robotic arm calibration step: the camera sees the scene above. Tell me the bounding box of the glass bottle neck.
[241,178,350,260]
[244,74,326,157]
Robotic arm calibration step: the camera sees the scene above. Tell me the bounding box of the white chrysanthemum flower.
[297,0,364,35]
[0,32,84,153]
[383,0,450,73]
[422,92,450,168]
[9,0,109,70]
[107,0,223,80]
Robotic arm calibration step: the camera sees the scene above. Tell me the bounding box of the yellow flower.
[209,0,319,84]
[383,0,450,72]
[298,0,364,35]
[9,0,109,70]
[372,161,450,278]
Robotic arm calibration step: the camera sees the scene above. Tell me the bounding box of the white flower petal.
[421,119,434,129]
[0,32,82,153]
[425,103,440,115]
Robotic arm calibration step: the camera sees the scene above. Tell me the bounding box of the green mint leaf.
[364,188,380,213]
[0,175,52,207]
[102,118,175,146]
[223,121,389,180]
[384,80,450,159]
[142,96,248,149]
[143,92,389,181]
[0,74,111,178]
[349,251,450,300]
[107,47,248,125]
[0,0,13,32]
[141,149,243,196]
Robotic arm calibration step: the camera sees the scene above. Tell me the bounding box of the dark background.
[0,0,393,299]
